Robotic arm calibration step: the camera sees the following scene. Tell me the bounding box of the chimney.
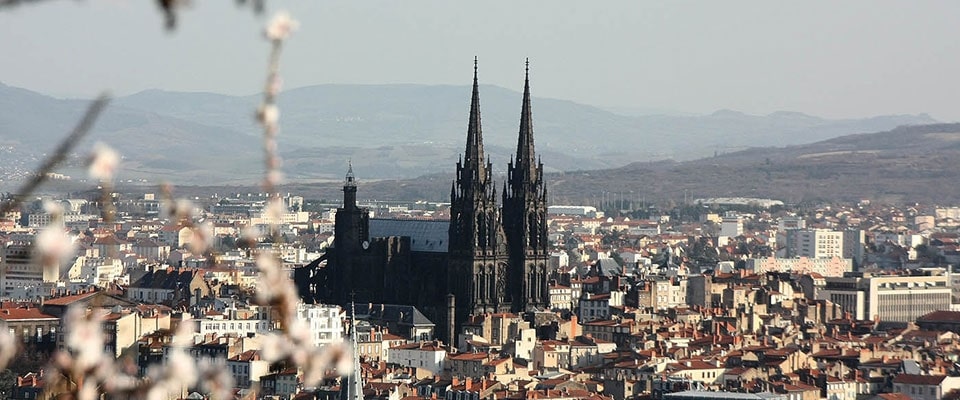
[570,314,578,339]
[465,377,473,391]
[447,294,456,349]
[452,376,460,387]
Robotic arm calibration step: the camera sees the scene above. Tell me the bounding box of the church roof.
[355,303,435,327]
[368,218,449,253]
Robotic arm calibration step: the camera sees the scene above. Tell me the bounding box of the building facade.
[818,270,951,322]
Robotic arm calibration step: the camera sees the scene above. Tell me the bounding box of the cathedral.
[295,60,550,344]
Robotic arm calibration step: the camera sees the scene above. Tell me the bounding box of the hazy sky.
[2,1,959,120]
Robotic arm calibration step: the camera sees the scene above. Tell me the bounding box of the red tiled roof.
[918,310,960,323]
[893,374,947,385]
[40,291,98,306]
[0,307,57,321]
[449,352,489,361]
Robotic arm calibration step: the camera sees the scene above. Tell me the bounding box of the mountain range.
[0,82,939,191]
[261,123,960,206]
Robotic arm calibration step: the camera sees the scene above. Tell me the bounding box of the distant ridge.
[272,122,960,205]
[0,82,939,189]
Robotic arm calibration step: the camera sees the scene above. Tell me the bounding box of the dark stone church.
[295,60,550,344]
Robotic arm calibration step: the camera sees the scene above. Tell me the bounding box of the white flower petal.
[265,11,299,41]
[89,142,121,181]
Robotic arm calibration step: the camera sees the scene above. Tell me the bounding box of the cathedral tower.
[331,162,369,304]
[503,60,550,311]
[449,59,511,319]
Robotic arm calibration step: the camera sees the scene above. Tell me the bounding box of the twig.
[0,94,111,215]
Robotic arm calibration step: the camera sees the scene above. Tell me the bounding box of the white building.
[549,284,574,310]
[819,270,951,322]
[720,214,743,238]
[1,244,62,297]
[787,229,844,259]
[227,350,271,389]
[296,303,344,347]
[549,251,569,270]
[548,205,600,217]
[387,342,447,375]
[194,307,271,337]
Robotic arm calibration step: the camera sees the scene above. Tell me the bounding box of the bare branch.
[0,94,111,215]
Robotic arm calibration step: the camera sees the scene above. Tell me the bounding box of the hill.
[252,123,960,206]
[553,123,960,206]
[0,82,938,189]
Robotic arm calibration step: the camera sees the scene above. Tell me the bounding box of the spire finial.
[463,56,485,178]
[515,59,535,175]
[345,159,356,185]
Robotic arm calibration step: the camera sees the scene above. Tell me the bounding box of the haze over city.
[2,1,960,120]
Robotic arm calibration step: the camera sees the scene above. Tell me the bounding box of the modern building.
[818,270,951,322]
[1,244,59,298]
[746,257,853,277]
[720,213,743,238]
[786,229,844,259]
[842,229,865,266]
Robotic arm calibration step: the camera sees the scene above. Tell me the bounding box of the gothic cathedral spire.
[516,59,537,179]
[449,58,511,326]
[504,59,550,312]
[464,57,486,187]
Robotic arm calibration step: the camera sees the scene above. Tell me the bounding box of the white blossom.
[265,11,299,41]
[88,142,121,181]
[35,226,76,276]
[265,197,286,223]
[257,104,280,127]
[64,306,107,371]
[78,382,99,400]
[259,333,289,363]
[188,221,214,255]
[42,199,64,217]
[0,325,16,369]
[198,358,235,400]
[267,76,283,97]
[162,198,195,223]
[266,169,285,187]
[255,253,283,303]
[333,342,355,376]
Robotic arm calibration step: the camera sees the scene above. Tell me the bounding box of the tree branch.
[0,94,111,215]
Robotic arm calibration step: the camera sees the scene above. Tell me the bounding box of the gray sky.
[1,1,959,120]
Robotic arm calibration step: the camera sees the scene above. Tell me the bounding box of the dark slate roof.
[901,359,922,375]
[368,219,448,253]
[130,269,199,290]
[354,303,434,327]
